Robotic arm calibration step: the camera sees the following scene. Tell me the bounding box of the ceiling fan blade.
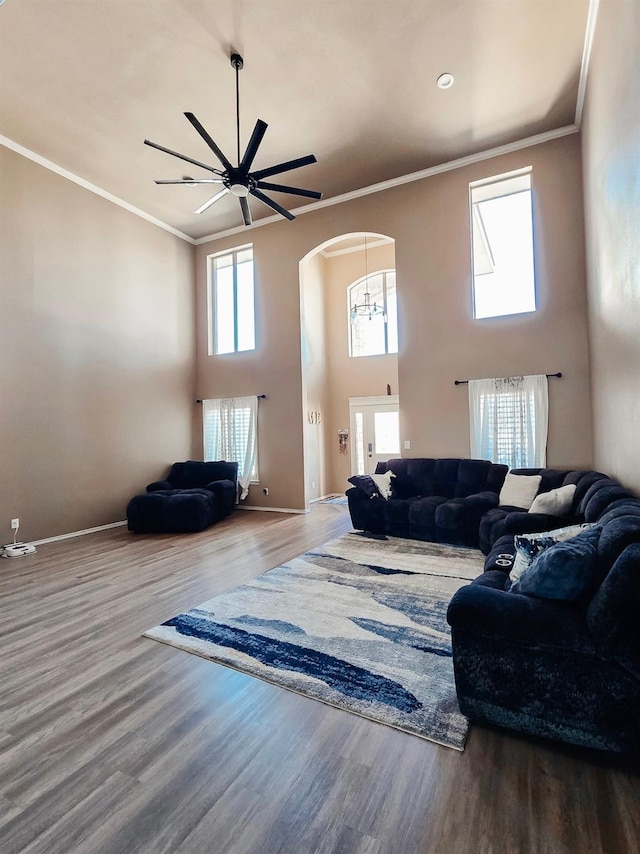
[239,197,252,226]
[252,154,317,181]
[256,181,321,200]
[144,139,223,175]
[195,187,230,215]
[250,187,295,221]
[184,112,234,172]
[240,119,268,173]
[155,178,224,185]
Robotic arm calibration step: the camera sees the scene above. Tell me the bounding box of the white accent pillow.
[499,474,542,510]
[529,483,576,516]
[509,523,593,584]
[370,471,395,499]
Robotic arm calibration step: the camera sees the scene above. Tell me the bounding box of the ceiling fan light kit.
[144,52,321,226]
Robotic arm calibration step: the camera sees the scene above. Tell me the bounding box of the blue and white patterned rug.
[144,533,483,749]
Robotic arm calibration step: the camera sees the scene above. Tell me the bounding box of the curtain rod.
[196,395,266,403]
[454,372,562,386]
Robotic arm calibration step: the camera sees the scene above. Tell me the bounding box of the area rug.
[144,534,483,750]
[315,494,348,505]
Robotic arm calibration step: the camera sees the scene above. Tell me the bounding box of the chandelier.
[349,236,387,324]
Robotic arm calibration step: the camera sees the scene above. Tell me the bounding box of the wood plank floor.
[0,504,639,854]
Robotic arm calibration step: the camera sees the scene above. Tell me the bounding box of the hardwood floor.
[0,504,639,854]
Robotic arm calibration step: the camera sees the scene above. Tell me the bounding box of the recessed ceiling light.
[437,73,455,90]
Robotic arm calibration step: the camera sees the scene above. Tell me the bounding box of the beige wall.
[196,132,592,511]
[300,251,329,501]
[0,147,196,541]
[581,0,640,492]
[396,134,591,466]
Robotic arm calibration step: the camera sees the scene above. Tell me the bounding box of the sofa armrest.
[447,574,595,654]
[346,485,373,501]
[205,479,237,515]
[346,487,385,534]
[146,480,172,492]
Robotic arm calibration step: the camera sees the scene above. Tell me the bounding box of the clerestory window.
[209,245,255,355]
[470,169,536,319]
[348,270,398,357]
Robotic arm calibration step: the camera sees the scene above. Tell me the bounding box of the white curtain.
[202,396,258,500]
[469,374,548,468]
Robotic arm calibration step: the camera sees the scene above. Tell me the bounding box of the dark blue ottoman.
[127,488,221,534]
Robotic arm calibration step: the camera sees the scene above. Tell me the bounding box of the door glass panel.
[354,412,365,475]
[374,411,400,454]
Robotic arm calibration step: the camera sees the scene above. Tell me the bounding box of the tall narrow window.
[349,270,398,357]
[210,246,255,355]
[202,396,259,499]
[468,374,548,468]
[470,170,536,319]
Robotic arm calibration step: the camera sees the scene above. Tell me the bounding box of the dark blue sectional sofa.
[447,471,640,754]
[347,458,640,753]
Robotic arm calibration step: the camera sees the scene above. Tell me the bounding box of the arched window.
[348,270,398,357]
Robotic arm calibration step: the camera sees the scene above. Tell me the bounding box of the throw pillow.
[347,475,379,498]
[499,473,542,510]
[509,523,592,585]
[511,525,602,600]
[370,470,395,500]
[528,483,577,516]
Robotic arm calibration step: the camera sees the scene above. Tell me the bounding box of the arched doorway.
[299,232,398,505]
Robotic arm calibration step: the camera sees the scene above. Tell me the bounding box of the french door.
[349,396,400,475]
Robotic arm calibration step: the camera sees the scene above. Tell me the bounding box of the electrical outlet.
[11,518,19,530]
[263,488,269,496]
[403,440,411,450]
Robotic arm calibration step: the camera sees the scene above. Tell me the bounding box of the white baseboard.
[31,520,127,546]
[238,505,309,515]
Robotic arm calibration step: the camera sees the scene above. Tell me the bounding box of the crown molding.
[0,134,195,244]
[2,117,583,250]
[194,124,579,245]
[320,237,392,258]
[575,0,600,127]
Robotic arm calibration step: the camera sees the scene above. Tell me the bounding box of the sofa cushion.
[499,473,541,509]
[597,500,640,527]
[529,484,576,516]
[454,459,493,498]
[433,458,463,499]
[511,525,602,601]
[376,458,436,498]
[585,484,635,522]
[390,474,418,499]
[597,516,640,572]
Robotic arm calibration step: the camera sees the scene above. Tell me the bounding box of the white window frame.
[469,168,536,320]
[348,269,398,358]
[208,244,255,355]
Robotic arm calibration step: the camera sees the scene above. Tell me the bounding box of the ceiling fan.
[144,53,321,226]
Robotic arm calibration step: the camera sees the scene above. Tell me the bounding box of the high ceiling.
[0,0,590,241]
